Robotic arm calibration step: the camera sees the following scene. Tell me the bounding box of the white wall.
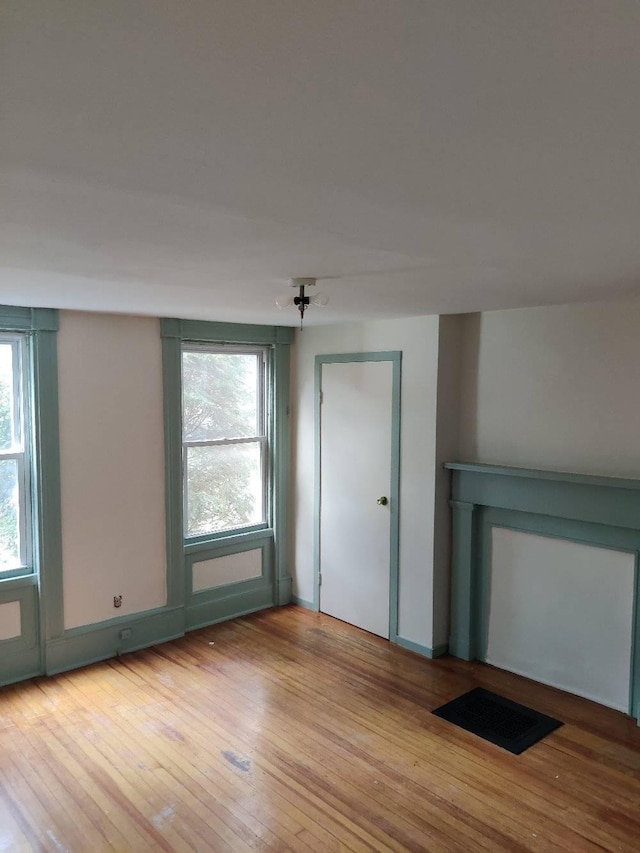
[291,316,441,649]
[57,311,167,628]
[459,298,640,477]
[487,528,635,712]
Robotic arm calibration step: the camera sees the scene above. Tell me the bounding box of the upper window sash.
[181,343,267,443]
[11,341,22,453]
[0,335,25,453]
[0,333,32,576]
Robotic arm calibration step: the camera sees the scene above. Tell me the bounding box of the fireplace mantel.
[445,462,640,721]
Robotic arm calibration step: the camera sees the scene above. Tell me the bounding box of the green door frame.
[314,351,402,642]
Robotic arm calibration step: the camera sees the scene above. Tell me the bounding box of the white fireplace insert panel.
[487,527,635,712]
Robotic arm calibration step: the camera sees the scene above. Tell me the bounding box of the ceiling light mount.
[276,277,329,329]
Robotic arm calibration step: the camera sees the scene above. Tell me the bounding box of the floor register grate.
[432,687,563,754]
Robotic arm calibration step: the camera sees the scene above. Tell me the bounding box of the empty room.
[2,2,640,850]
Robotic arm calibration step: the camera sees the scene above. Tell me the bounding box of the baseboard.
[45,606,186,676]
[185,586,274,631]
[0,644,42,687]
[0,667,42,688]
[291,595,316,610]
[396,636,449,659]
[276,574,293,605]
[37,587,281,681]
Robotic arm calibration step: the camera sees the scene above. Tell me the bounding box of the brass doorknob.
[377,496,388,506]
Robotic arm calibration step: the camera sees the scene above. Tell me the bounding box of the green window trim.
[0,306,62,682]
[161,319,293,612]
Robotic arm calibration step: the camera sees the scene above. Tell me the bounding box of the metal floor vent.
[432,687,563,754]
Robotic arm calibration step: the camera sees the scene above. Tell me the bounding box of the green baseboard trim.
[431,642,449,658]
[291,596,316,611]
[0,646,42,688]
[187,602,273,633]
[396,636,449,659]
[186,587,275,631]
[45,607,185,676]
[277,575,293,605]
[0,669,42,689]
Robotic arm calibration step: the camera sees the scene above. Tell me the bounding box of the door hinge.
[319,390,323,405]
[318,572,322,587]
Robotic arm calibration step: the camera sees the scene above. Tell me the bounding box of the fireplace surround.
[445,462,640,722]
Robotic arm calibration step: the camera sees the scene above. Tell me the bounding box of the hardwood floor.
[1,606,640,852]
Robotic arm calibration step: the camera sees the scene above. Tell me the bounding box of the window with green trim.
[182,344,269,538]
[0,333,32,577]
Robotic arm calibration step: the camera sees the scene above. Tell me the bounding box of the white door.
[319,359,394,638]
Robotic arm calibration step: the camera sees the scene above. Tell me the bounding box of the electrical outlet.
[120,628,132,641]
[113,595,123,608]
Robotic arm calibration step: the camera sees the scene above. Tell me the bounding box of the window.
[162,318,292,614]
[0,334,31,577]
[182,345,268,538]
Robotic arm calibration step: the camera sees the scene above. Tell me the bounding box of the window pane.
[0,344,16,451]
[0,459,20,569]
[186,442,263,536]
[182,351,260,442]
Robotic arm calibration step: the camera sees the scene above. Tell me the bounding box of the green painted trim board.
[185,591,274,632]
[291,596,314,610]
[161,332,186,612]
[161,318,293,346]
[0,305,58,333]
[396,636,449,659]
[632,554,640,720]
[31,326,64,642]
[185,523,270,550]
[272,338,292,605]
[185,528,273,558]
[446,461,640,492]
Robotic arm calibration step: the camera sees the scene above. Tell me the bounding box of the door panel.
[319,360,393,638]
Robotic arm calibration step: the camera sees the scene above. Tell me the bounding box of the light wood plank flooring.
[1,605,640,851]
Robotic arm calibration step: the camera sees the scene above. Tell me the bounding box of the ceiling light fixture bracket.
[276,277,328,329]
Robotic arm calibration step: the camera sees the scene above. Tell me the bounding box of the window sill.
[184,526,273,556]
[0,573,37,590]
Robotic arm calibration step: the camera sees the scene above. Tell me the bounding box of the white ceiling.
[2,0,640,326]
